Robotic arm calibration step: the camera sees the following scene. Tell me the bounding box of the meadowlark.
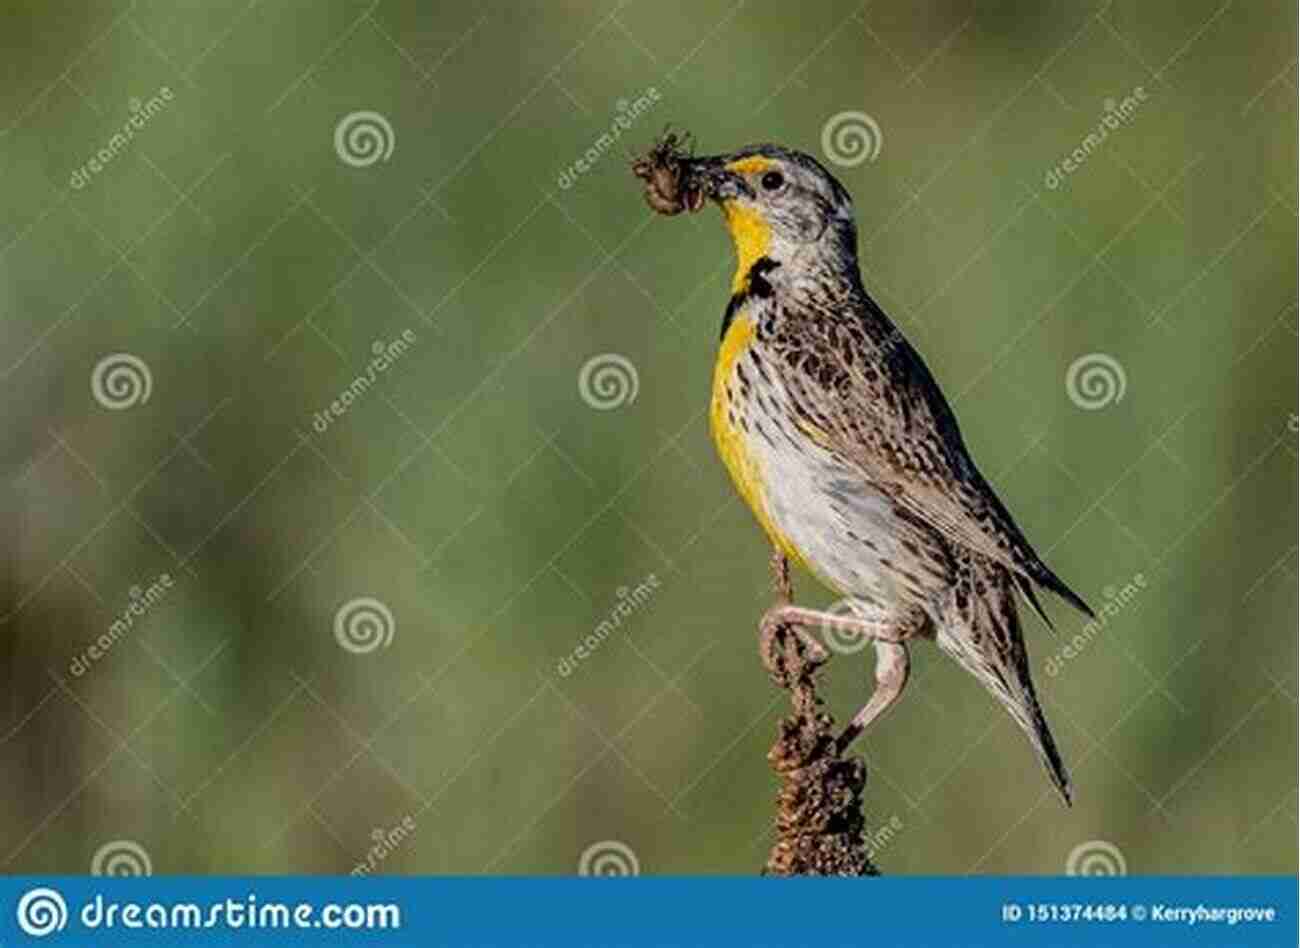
[634,140,1094,805]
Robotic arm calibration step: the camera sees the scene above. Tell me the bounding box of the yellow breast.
[709,311,807,569]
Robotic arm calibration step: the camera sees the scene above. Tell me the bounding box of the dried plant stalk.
[762,621,877,877]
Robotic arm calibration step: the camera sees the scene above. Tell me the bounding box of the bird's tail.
[936,559,1073,806]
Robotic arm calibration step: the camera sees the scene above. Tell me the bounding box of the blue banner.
[0,876,1294,947]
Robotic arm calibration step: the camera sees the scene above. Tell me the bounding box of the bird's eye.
[760,170,785,191]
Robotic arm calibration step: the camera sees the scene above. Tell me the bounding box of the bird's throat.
[721,201,772,294]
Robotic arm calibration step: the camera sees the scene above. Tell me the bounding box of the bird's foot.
[759,605,829,688]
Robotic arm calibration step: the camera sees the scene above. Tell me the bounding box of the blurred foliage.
[0,0,1295,875]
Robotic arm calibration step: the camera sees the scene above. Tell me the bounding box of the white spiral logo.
[91,353,152,410]
[820,111,883,167]
[1066,353,1127,410]
[91,838,153,876]
[578,353,639,410]
[16,887,68,937]
[1065,839,1127,876]
[819,598,873,654]
[333,597,395,653]
[578,839,640,876]
[334,111,395,167]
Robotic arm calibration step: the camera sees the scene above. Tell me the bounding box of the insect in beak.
[633,132,751,215]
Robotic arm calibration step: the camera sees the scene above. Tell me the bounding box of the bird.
[633,140,1094,806]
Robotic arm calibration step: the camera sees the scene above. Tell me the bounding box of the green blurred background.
[0,0,1295,876]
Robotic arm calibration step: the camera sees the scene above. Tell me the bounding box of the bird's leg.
[756,593,914,746]
[835,639,910,754]
[758,603,829,680]
[757,601,902,685]
[759,550,812,683]
[770,548,792,604]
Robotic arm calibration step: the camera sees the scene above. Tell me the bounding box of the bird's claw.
[759,609,828,688]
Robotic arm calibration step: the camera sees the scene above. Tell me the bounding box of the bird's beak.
[680,156,754,211]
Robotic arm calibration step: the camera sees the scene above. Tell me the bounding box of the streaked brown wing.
[780,312,1090,619]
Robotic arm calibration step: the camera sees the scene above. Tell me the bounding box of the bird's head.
[675,144,859,290]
